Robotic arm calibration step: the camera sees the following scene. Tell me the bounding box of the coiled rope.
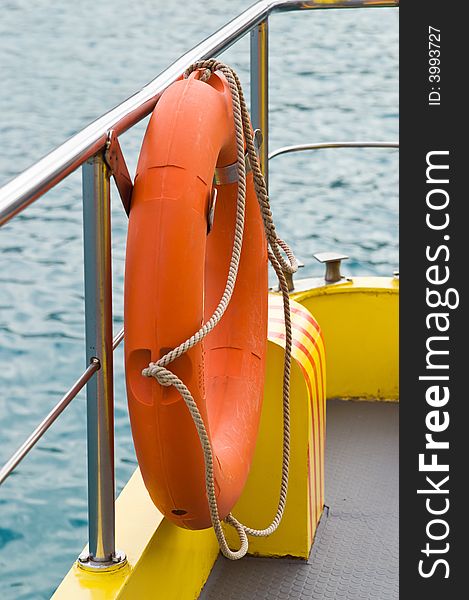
[143,60,298,560]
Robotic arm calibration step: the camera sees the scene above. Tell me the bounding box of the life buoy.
[124,71,268,530]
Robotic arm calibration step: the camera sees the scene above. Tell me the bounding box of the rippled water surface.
[0,1,398,597]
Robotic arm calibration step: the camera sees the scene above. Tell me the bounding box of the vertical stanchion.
[79,153,126,571]
[250,18,269,188]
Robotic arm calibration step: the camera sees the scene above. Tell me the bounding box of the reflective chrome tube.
[0,0,398,227]
[269,141,399,160]
[0,361,99,486]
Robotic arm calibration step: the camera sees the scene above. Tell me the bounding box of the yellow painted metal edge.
[225,296,326,558]
[292,276,399,401]
[291,276,399,300]
[51,469,219,600]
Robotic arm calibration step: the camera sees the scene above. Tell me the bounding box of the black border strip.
[400,1,466,595]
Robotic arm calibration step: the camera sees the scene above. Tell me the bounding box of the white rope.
[143,60,298,560]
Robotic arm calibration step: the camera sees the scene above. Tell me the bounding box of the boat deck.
[200,399,399,600]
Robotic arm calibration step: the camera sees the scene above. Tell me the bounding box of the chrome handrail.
[0,0,398,227]
[269,141,399,160]
[0,327,125,487]
[0,361,99,486]
[0,0,399,570]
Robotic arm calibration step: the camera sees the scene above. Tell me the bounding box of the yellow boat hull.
[53,277,398,599]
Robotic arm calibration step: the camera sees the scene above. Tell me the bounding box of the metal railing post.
[78,153,126,571]
[250,18,269,188]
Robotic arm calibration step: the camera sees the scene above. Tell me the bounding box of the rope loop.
[142,363,174,387]
[143,60,298,560]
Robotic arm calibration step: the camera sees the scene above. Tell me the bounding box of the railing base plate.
[77,549,127,573]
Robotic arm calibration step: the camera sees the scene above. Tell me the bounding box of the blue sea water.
[0,1,398,597]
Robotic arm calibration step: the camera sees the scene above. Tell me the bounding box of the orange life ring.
[124,71,268,530]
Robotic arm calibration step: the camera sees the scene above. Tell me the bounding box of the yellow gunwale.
[53,278,398,599]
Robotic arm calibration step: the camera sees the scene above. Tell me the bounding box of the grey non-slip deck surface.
[200,400,399,600]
